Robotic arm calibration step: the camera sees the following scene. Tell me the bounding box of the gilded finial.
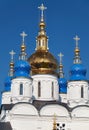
[20,31,27,52]
[38,3,47,22]
[19,31,27,60]
[58,52,64,78]
[36,4,48,51]
[58,52,64,65]
[73,35,81,64]
[20,31,27,44]
[53,114,57,130]
[9,50,16,62]
[73,35,80,49]
[9,50,15,77]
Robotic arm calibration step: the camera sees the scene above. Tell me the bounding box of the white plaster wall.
[11,77,32,103]
[5,113,89,130]
[40,104,69,117]
[32,74,59,101]
[2,92,11,104]
[60,93,67,103]
[71,106,89,117]
[10,103,38,116]
[67,81,89,107]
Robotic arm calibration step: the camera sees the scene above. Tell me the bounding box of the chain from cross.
[20,31,27,43]
[38,3,47,21]
[9,50,16,62]
[73,35,80,48]
[58,52,64,64]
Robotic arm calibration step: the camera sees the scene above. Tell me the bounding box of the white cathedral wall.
[9,103,38,115]
[59,93,67,103]
[11,77,32,103]
[2,91,11,104]
[40,104,69,117]
[71,106,89,117]
[32,74,59,101]
[67,81,89,107]
[5,113,89,130]
[2,103,89,130]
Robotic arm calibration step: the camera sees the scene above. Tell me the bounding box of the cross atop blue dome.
[69,35,87,81]
[14,31,30,78]
[58,53,67,94]
[5,50,15,91]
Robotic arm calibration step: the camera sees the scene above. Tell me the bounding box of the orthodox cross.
[9,50,16,62]
[20,31,27,44]
[38,3,47,21]
[73,35,80,48]
[58,52,64,64]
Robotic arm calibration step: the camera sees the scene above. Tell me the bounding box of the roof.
[1,101,70,112]
[32,100,70,111]
[14,60,30,77]
[0,122,12,130]
[1,101,89,113]
[1,104,14,111]
[69,64,87,80]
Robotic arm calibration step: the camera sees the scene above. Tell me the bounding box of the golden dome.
[28,51,58,75]
[28,4,58,75]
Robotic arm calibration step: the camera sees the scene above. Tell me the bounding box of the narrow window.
[38,81,41,97]
[52,82,54,98]
[42,40,45,46]
[20,83,23,95]
[39,41,41,46]
[81,86,83,98]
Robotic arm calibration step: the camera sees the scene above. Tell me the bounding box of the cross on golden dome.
[9,50,16,62]
[20,31,27,44]
[73,35,80,48]
[58,52,64,64]
[38,3,47,21]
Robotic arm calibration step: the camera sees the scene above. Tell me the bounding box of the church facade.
[0,4,89,130]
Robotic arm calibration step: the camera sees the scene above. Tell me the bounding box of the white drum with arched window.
[11,77,32,103]
[32,74,59,101]
[67,81,89,108]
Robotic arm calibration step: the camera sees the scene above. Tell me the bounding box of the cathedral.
[0,3,89,130]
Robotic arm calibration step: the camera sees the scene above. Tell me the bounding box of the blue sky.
[0,0,89,101]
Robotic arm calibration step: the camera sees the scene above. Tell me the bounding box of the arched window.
[81,86,83,98]
[20,83,23,95]
[52,82,54,98]
[38,81,41,97]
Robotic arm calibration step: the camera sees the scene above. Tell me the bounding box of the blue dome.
[70,64,87,80]
[4,76,11,91]
[59,78,67,93]
[14,60,30,77]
